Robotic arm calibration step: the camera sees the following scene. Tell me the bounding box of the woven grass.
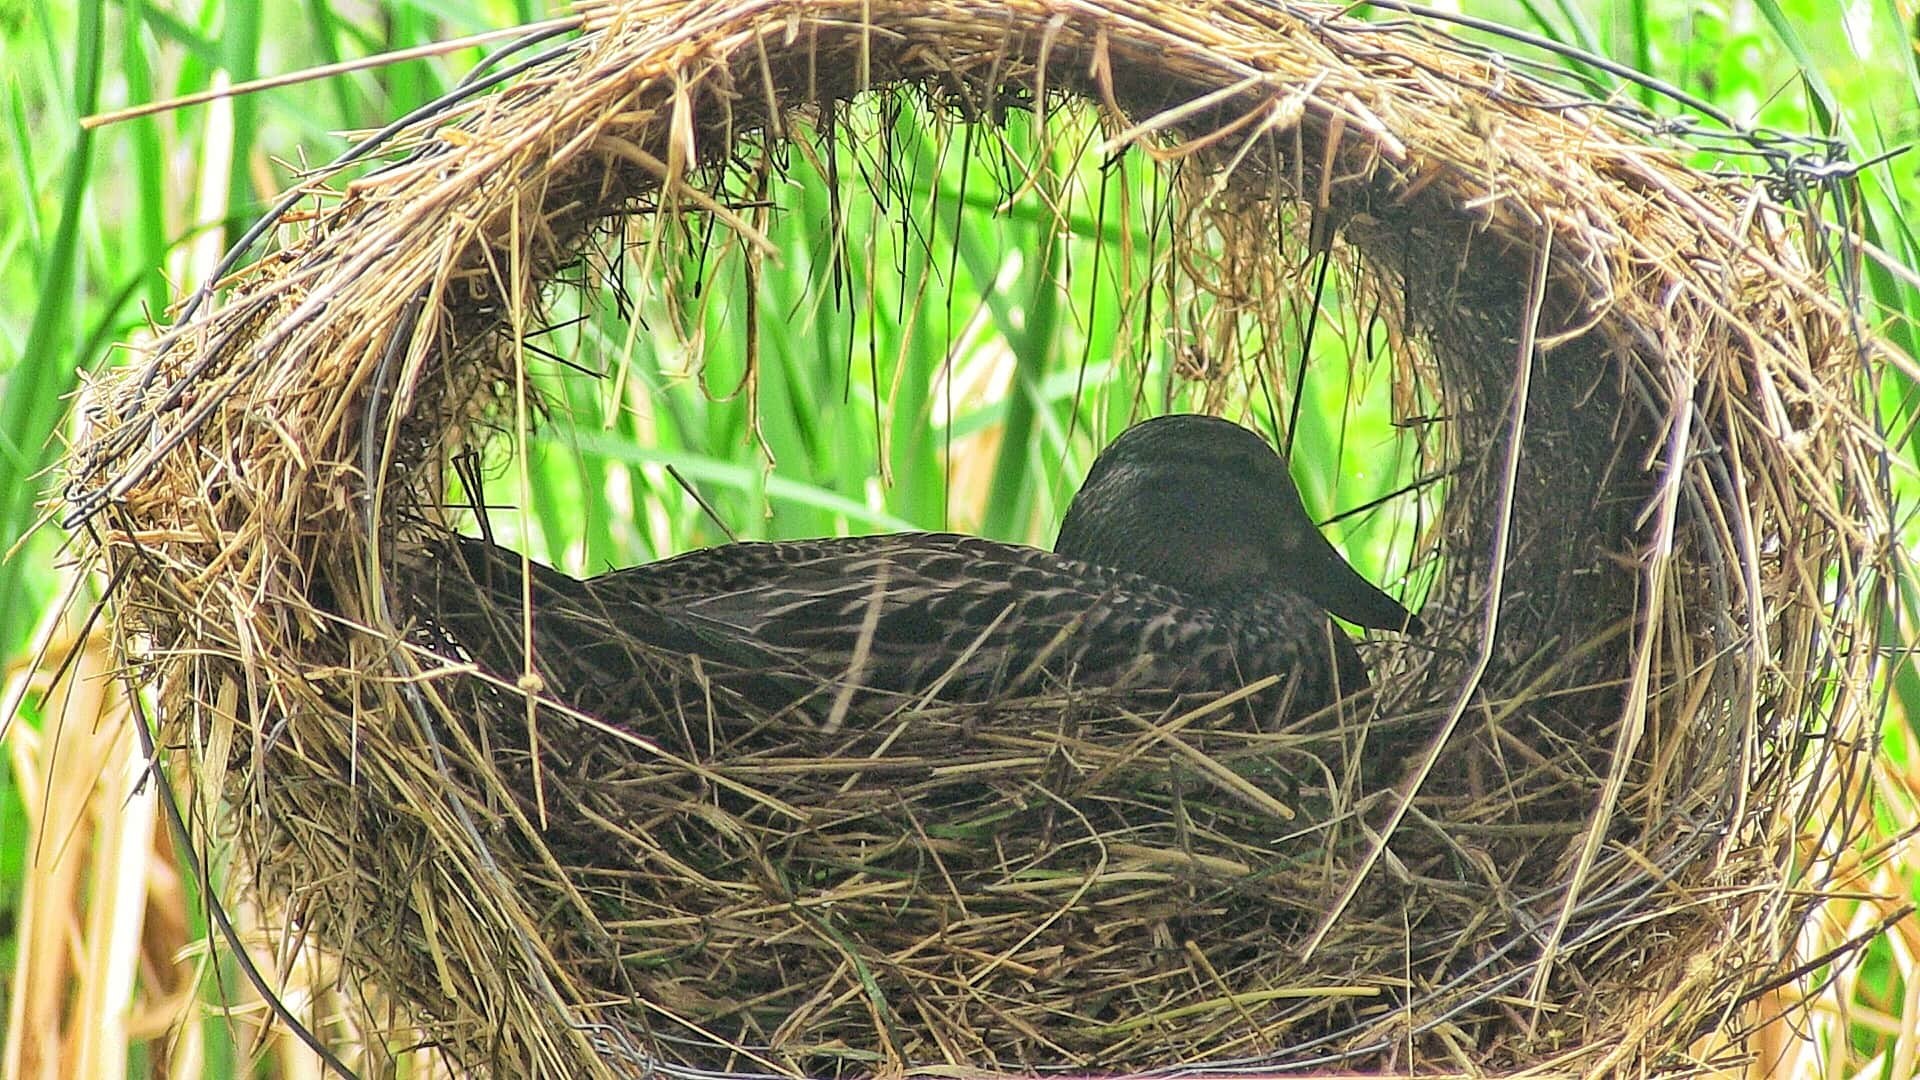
[62,0,1895,1076]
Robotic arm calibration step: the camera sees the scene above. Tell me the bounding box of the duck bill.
[1290,526,1422,634]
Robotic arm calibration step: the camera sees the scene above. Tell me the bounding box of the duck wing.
[418,532,1368,730]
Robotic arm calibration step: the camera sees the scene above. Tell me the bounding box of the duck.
[413,414,1419,731]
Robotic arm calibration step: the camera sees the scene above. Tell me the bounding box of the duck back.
[414,532,1369,731]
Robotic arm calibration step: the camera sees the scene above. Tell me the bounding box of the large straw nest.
[65,0,1894,1076]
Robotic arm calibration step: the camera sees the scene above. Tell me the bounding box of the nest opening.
[65,2,1890,1077]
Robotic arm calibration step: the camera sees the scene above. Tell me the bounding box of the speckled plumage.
[417,415,1418,729]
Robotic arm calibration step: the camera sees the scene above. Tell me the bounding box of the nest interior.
[64,1,1893,1077]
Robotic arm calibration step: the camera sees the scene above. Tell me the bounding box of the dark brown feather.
[405,414,1417,736]
[420,531,1368,726]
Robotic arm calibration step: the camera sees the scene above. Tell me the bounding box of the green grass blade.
[0,0,104,651]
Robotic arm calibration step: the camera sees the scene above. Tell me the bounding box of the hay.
[63,0,1895,1076]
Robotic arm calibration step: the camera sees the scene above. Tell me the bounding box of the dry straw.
[62,0,1896,1076]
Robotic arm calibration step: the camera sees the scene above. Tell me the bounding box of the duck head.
[1055,414,1421,633]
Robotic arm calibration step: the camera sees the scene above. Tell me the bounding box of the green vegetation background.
[1,0,1915,1073]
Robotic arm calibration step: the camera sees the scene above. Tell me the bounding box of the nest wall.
[64,1,1890,1076]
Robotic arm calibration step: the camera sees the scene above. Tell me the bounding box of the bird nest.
[63,1,1894,1076]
